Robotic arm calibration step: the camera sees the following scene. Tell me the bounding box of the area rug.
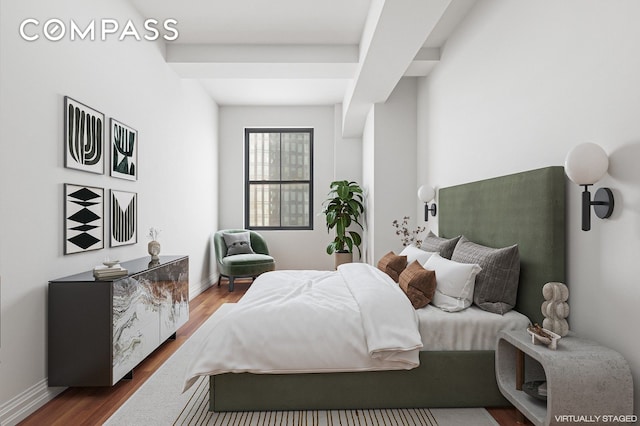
[105,304,498,426]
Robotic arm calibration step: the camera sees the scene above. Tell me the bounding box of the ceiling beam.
[341,0,453,138]
[165,44,359,79]
[404,47,440,77]
[157,1,475,111]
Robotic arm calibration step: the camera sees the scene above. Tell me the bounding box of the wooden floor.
[20,279,530,426]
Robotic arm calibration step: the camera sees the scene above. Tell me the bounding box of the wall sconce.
[418,185,437,221]
[564,143,614,231]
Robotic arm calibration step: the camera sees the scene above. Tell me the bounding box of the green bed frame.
[210,166,567,411]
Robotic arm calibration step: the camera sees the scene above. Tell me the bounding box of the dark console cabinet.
[48,256,189,386]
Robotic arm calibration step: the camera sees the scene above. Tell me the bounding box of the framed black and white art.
[64,97,105,174]
[110,189,137,247]
[64,184,105,254]
[110,118,138,181]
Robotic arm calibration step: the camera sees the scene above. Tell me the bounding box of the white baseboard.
[0,379,65,426]
[189,274,217,300]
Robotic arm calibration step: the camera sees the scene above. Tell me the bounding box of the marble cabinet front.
[112,257,189,383]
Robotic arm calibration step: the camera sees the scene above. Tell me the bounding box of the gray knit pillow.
[421,231,461,260]
[223,231,255,256]
[451,236,520,314]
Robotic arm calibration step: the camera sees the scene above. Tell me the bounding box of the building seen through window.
[245,128,313,230]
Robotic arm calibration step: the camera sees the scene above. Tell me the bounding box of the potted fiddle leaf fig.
[322,180,365,268]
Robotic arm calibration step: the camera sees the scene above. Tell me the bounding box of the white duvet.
[183,263,422,391]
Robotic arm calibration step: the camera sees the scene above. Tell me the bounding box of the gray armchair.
[213,229,275,291]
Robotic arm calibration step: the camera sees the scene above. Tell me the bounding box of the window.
[245,128,313,230]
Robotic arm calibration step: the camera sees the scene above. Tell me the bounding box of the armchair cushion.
[220,253,275,277]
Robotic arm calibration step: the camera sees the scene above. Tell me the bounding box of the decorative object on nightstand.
[541,282,569,336]
[147,227,161,260]
[527,324,561,350]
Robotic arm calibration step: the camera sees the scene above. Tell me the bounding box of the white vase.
[148,240,161,260]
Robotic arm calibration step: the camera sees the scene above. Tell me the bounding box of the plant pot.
[334,251,353,269]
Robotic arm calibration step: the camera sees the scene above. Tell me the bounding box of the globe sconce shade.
[564,143,614,231]
[564,143,609,185]
[418,185,437,221]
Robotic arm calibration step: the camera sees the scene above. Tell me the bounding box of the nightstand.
[496,329,633,426]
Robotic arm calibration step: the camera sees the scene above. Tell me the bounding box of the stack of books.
[93,264,128,280]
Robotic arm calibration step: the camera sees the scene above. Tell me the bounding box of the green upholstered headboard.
[438,166,566,325]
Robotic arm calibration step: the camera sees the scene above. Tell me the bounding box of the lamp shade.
[417,185,435,203]
[564,143,609,185]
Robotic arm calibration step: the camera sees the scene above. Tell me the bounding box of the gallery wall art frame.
[64,183,105,255]
[110,189,138,247]
[110,118,138,181]
[64,96,105,174]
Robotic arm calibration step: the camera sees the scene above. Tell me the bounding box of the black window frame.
[244,128,314,231]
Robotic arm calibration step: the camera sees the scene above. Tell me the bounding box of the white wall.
[362,78,420,264]
[418,0,640,410]
[218,105,345,271]
[362,107,376,264]
[0,0,219,422]
[333,104,363,183]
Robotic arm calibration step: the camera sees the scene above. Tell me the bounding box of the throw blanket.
[183,263,422,391]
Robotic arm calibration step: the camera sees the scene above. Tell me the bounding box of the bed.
[196,166,566,411]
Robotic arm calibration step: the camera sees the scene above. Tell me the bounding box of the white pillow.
[424,253,482,312]
[399,245,438,265]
